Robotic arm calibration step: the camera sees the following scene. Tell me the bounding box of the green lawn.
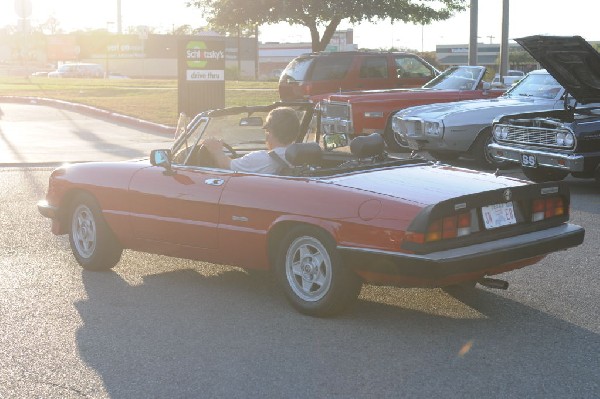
[0,77,280,126]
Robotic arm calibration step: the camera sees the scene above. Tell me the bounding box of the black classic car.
[489,35,600,183]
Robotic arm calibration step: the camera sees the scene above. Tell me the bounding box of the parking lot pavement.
[0,102,173,166]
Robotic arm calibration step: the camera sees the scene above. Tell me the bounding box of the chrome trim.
[488,143,586,172]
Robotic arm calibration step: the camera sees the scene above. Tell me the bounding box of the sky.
[1,0,598,51]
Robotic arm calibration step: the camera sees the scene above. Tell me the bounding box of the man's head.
[263,107,300,146]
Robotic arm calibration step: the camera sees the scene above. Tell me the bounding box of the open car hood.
[515,35,600,104]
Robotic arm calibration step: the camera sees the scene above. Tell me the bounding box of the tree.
[189,0,467,52]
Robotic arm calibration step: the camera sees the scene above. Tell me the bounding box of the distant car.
[278,51,439,101]
[390,69,566,168]
[48,63,104,79]
[31,71,50,77]
[316,65,505,151]
[108,73,130,79]
[37,102,584,316]
[490,35,600,183]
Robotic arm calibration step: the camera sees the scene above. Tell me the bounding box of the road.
[0,102,172,166]
[0,103,599,398]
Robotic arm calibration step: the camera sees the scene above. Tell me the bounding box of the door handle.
[204,178,224,186]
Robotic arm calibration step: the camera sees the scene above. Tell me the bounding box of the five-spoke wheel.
[276,226,362,316]
[69,192,122,271]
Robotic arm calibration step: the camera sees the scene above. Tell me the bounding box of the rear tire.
[276,226,362,317]
[69,192,123,271]
[522,167,569,183]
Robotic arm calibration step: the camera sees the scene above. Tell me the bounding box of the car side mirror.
[481,81,491,91]
[150,149,175,175]
[323,133,349,151]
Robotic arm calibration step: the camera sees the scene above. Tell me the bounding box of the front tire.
[471,128,511,169]
[383,120,410,153]
[276,226,362,317]
[69,192,123,271]
[522,167,569,183]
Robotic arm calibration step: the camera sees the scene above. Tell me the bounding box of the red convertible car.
[38,102,585,316]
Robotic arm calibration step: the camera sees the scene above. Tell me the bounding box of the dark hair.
[263,107,300,145]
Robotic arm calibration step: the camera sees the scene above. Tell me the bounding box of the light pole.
[105,21,114,78]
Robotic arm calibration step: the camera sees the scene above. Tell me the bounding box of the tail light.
[407,211,472,244]
[532,196,565,222]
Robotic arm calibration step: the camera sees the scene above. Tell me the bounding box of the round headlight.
[564,132,575,147]
[391,117,400,132]
[556,132,565,146]
[493,125,502,139]
[501,126,509,140]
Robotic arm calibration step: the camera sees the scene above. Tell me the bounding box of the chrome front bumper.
[488,142,585,172]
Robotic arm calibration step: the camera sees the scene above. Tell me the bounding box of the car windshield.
[422,66,485,90]
[504,72,563,99]
[171,104,313,165]
[279,57,313,83]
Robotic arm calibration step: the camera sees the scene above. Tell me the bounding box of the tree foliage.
[189,0,467,52]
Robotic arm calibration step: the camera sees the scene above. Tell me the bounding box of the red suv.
[278,51,439,101]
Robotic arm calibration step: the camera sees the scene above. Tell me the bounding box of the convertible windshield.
[422,66,485,90]
[504,72,562,99]
[170,105,312,166]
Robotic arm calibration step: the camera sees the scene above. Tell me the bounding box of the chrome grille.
[321,101,352,134]
[395,118,423,137]
[503,126,560,145]
[497,123,574,148]
[322,102,350,119]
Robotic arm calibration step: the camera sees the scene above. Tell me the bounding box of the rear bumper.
[339,223,584,286]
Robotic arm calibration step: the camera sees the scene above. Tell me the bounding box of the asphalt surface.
[0,101,173,166]
[0,102,598,398]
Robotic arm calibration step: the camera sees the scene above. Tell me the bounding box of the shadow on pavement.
[75,263,599,398]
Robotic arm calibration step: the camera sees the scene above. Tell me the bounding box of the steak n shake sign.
[178,37,225,114]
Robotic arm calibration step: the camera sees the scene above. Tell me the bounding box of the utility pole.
[499,0,509,83]
[468,0,478,66]
[117,0,122,34]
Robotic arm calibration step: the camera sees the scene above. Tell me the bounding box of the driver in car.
[201,107,300,174]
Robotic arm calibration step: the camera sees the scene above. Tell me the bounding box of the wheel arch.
[266,218,339,269]
[466,125,493,153]
[55,188,97,235]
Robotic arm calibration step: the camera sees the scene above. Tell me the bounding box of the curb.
[0,96,176,136]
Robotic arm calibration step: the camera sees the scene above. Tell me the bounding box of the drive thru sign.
[178,37,226,115]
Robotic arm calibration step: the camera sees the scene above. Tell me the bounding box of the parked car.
[48,63,104,78]
[278,51,439,101]
[492,70,525,88]
[391,69,566,168]
[37,102,584,316]
[489,35,600,183]
[316,65,505,152]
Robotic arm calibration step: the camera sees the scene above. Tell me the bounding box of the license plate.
[482,202,517,229]
[521,153,537,167]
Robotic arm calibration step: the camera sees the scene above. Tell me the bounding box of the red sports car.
[38,102,585,316]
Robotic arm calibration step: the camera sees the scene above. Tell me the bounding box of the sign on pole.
[178,37,226,116]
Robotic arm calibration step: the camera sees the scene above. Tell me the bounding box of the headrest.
[285,142,323,166]
[350,133,385,158]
